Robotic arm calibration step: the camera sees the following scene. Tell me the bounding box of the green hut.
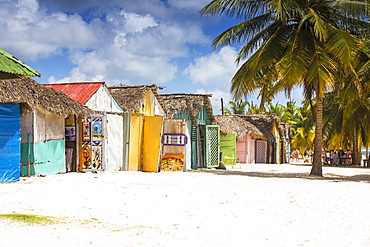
[213,115,267,166]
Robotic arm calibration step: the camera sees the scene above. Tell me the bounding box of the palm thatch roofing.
[0,49,41,79]
[109,84,165,113]
[212,115,267,140]
[0,78,90,116]
[236,114,282,139]
[161,93,214,123]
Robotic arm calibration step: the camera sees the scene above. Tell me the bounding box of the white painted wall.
[86,85,123,113]
[105,113,124,171]
[20,105,64,143]
[150,91,165,116]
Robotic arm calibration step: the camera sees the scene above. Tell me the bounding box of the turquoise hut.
[0,78,88,182]
[161,94,219,170]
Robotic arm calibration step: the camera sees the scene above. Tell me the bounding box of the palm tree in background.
[201,0,370,175]
[322,43,370,165]
[223,100,249,114]
[289,101,315,150]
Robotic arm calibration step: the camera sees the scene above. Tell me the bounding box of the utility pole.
[221,98,224,115]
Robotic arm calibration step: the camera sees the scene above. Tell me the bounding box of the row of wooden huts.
[0,80,291,183]
[0,49,291,183]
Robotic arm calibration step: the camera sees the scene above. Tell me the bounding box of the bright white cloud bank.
[0,0,303,107]
[0,0,211,86]
[184,46,240,88]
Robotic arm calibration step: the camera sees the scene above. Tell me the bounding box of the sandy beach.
[1,163,370,247]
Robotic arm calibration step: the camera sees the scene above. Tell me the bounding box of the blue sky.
[0,0,303,113]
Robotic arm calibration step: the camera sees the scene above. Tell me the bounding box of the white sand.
[1,163,370,247]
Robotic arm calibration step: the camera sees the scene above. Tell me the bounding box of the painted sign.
[160,154,185,171]
[83,122,91,142]
[82,144,91,169]
[81,114,104,171]
[92,117,103,145]
[161,134,188,146]
[91,146,102,169]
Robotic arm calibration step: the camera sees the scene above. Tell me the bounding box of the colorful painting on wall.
[91,146,102,169]
[81,115,104,171]
[82,145,91,169]
[83,122,91,142]
[160,154,185,171]
[92,117,103,145]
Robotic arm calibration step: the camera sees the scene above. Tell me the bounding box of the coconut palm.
[291,101,315,150]
[246,101,264,114]
[222,100,249,114]
[323,45,370,165]
[201,0,370,175]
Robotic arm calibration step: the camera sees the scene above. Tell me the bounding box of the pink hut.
[234,117,268,164]
[237,114,289,164]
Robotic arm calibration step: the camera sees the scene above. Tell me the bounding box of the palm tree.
[322,46,370,165]
[222,100,249,114]
[266,102,286,119]
[201,0,370,176]
[291,101,315,150]
[246,101,264,114]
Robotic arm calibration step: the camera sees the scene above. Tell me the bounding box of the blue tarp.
[0,103,20,183]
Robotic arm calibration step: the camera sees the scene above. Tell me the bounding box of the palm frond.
[200,0,269,19]
[326,25,362,65]
[236,20,283,63]
[277,29,315,89]
[330,0,370,20]
[211,13,273,49]
[306,8,328,41]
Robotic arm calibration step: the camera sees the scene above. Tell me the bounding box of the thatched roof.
[0,49,41,79]
[161,93,214,122]
[237,114,282,139]
[109,84,165,113]
[0,78,90,116]
[213,115,267,140]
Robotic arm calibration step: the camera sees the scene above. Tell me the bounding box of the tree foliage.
[201,0,370,175]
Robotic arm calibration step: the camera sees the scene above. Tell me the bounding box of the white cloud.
[1,0,213,85]
[0,0,100,61]
[184,46,240,89]
[53,46,178,85]
[196,88,233,115]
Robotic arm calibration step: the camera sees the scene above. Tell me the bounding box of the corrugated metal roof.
[44,82,103,104]
[0,49,41,78]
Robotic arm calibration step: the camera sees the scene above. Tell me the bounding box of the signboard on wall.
[81,114,104,170]
[160,154,185,171]
[161,133,188,146]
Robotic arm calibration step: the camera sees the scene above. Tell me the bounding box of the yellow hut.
[110,85,166,172]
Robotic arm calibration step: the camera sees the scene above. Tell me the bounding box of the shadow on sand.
[195,169,370,183]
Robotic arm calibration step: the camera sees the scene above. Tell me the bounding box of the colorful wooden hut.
[213,115,267,166]
[45,82,124,172]
[161,94,218,170]
[0,78,88,182]
[109,85,166,172]
[237,114,287,164]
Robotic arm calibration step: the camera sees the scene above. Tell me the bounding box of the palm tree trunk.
[310,92,323,176]
[352,130,361,166]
